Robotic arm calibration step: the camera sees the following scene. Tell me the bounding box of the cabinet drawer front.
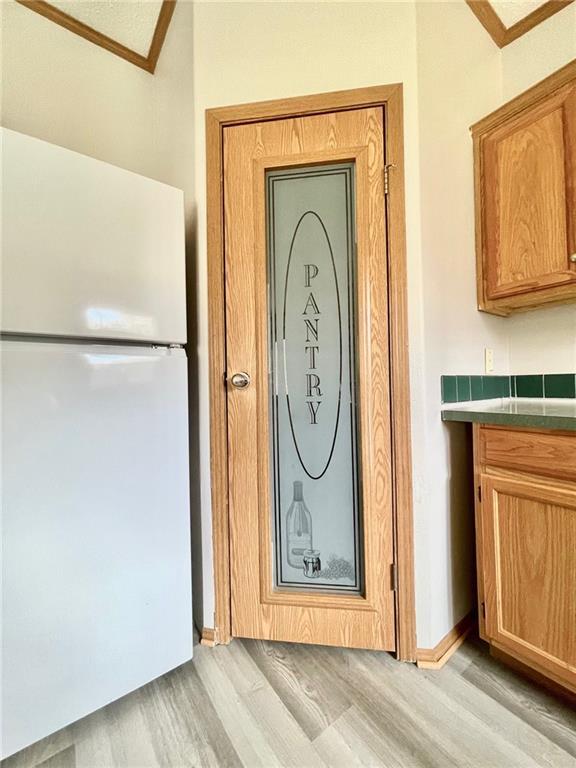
[480,427,576,482]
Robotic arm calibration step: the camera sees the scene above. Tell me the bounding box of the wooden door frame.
[206,84,417,661]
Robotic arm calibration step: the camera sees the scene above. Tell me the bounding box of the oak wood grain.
[474,427,576,696]
[472,62,576,314]
[224,108,395,651]
[206,110,232,646]
[483,90,573,300]
[480,474,576,691]
[383,90,417,662]
[473,423,488,639]
[206,86,415,660]
[416,613,475,669]
[200,627,217,647]
[479,426,576,483]
[206,85,402,128]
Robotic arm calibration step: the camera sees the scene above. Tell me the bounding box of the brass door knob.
[230,371,251,389]
[570,253,576,264]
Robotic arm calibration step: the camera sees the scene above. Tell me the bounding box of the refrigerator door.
[1,341,193,758]
[1,128,186,344]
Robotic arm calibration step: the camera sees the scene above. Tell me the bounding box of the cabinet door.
[482,83,576,301]
[480,474,576,690]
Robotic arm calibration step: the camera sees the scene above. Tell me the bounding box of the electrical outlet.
[485,348,494,373]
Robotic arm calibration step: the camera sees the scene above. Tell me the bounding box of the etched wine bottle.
[286,480,313,568]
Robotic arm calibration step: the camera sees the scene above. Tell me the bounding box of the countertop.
[441,398,576,432]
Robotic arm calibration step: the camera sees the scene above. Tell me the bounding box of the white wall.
[508,307,576,374]
[502,5,576,375]
[414,1,507,647]
[501,3,576,98]
[0,1,195,194]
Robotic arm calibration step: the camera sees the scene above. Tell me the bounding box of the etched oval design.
[282,210,342,479]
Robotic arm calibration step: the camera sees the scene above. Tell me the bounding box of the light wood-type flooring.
[3,634,575,768]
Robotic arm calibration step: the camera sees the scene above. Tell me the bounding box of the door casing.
[206,85,416,661]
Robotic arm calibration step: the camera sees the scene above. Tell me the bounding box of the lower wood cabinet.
[473,425,576,695]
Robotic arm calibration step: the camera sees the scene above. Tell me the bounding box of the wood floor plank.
[205,638,269,696]
[301,646,462,767]
[73,688,159,768]
[461,640,576,758]
[195,640,326,768]
[368,650,555,767]
[312,715,368,768]
[417,660,576,767]
[3,637,575,768]
[137,661,242,768]
[35,747,76,768]
[311,643,548,768]
[244,639,352,740]
[240,684,327,768]
[70,710,115,768]
[194,643,284,767]
[1,725,75,768]
[316,704,425,768]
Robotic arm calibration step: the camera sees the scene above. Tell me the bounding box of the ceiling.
[16,0,574,66]
[466,0,575,47]
[490,1,550,25]
[15,0,176,73]
[48,0,164,57]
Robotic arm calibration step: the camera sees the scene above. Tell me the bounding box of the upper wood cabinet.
[472,61,576,315]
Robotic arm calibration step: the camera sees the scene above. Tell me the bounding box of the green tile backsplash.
[514,375,543,398]
[441,374,576,404]
[456,376,471,402]
[482,375,510,399]
[544,374,576,399]
[470,376,483,400]
[441,376,458,403]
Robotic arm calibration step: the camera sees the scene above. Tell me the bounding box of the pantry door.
[224,107,395,650]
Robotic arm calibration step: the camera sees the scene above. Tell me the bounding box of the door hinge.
[384,163,396,196]
[477,485,482,503]
[391,562,398,591]
[481,601,486,619]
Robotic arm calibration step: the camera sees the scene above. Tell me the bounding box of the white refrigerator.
[1,129,193,758]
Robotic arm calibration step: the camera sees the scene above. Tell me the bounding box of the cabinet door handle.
[570,253,576,264]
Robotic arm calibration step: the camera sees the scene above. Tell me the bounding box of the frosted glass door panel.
[267,163,362,593]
